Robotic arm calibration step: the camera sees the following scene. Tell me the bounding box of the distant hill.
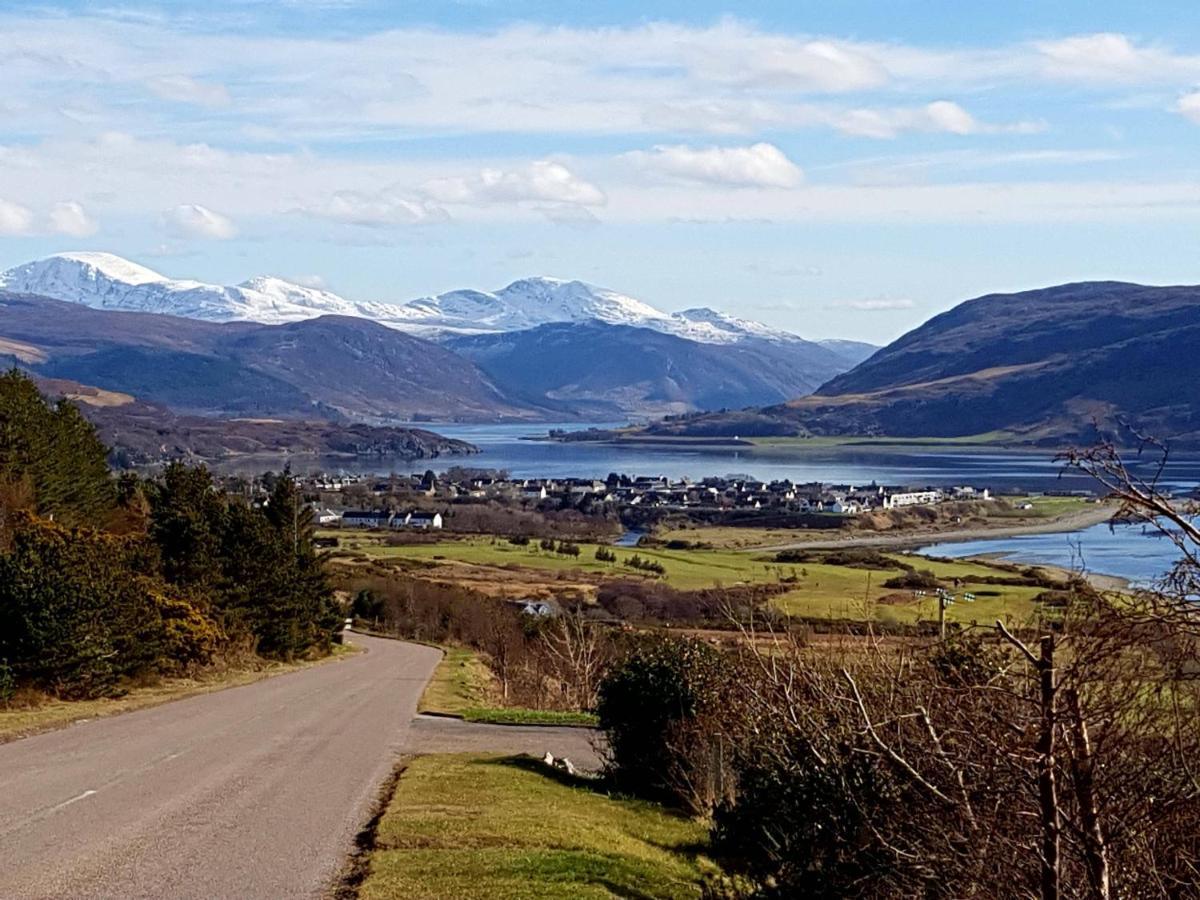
[0,252,864,346]
[446,321,859,418]
[0,253,875,418]
[644,282,1200,446]
[0,292,549,421]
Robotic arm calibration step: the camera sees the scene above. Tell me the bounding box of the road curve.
[0,634,441,900]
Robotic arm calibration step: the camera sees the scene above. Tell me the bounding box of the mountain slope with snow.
[0,253,866,350]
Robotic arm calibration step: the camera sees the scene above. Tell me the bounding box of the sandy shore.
[751,504,1115,554]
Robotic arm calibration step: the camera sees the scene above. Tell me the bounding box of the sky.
[2,1,1200,342]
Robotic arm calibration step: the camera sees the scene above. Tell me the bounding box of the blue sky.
[2,1,1200,341]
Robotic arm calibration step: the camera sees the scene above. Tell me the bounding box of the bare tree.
[538,607,608,710]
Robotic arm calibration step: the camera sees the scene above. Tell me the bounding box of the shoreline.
[744,505,1130,592]
[748,505,1115,554]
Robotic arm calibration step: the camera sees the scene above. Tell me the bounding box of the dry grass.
[361,754,715,900]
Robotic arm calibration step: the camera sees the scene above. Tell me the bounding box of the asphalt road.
[0,634,441,900]
[408,714,602,770]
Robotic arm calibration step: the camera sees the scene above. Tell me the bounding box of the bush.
[597,634,745,811]
[882,569,942,590]
[0,660,13,706]
[775,548,912,570]
[712,734,897,896]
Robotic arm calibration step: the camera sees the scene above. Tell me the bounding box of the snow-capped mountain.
[0,252,839,348]
[1,252,885,420]
[0,252,395,325]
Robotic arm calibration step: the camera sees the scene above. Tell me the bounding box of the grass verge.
[460,707,599,727]
[0,643,357,744]
[417,646,493,716]
[359,753,715,900]
[419,645,598,727]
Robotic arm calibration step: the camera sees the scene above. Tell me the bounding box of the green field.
[360,754,715,900]
[343,535,1053,626]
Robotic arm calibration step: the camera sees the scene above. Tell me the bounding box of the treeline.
[342,571,609,711]
[0,370,339,699]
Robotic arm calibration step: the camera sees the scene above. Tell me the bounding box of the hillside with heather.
[644,281,1200,446]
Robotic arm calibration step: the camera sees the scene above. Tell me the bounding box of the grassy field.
[342,535,1053,627]
[360,754,715,900]
[419,645,598,727]
[0,644,356,743]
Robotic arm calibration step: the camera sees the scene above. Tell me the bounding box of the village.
[269,468,1016,531]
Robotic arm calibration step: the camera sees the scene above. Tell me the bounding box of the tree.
[0,369,115,528]
[0,513,219,697]
[539,608,608,710]
[147,462,226,589]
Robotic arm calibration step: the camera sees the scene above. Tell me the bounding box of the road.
[0,634,441,900]
[408,714,601,770]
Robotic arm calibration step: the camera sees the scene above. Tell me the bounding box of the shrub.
[597,634,745,811]
[882,569,942,590]
[0,660,13,706]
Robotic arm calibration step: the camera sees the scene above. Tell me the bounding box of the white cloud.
[835,101,1042,139]
[0,198,33,235]
[837,298,916,311]
[423,161,605,206]
[1177,91,1200,124]
[147,74,230,107]
[161,203,237,239]
[303,190,448,227]
[48,200,98,237]
[1034,33,1200,84]
[707,33,890,92]
[627,143,803,188]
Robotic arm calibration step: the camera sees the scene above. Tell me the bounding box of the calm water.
[283,421,1200,496]
[919,522,1182,586]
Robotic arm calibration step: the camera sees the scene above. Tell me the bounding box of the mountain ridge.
[640,281,1200,447]
[0,291,551,422]
[0,252,870,350]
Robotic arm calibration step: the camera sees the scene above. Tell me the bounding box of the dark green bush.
[597,633,743,808]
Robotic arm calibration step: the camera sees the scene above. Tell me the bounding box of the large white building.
[883,489,944,509]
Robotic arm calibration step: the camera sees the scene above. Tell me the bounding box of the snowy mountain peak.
[48,251,169,285]
[0,252,848,349]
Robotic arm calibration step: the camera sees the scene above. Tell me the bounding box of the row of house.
[307,468,994,521]
[337,510,443,530]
